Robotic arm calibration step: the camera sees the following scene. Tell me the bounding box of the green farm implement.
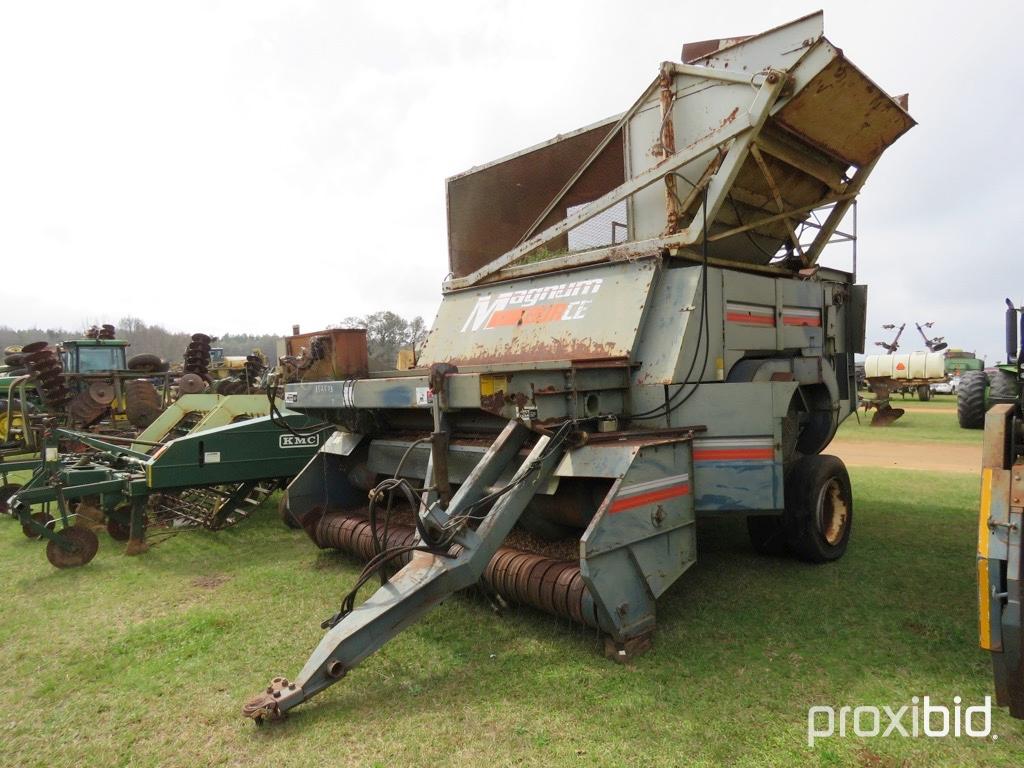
[6,394,328,567]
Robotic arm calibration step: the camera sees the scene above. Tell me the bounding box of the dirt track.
[826,439,980,474]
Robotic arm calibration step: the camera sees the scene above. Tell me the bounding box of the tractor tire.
[124,380,163,429]
[68,390,108,427]
[957,370,988,429]
[784,454,852,563]
[917,385,931,402]
[127,353,164,373]
[989,369,1020,405]
[3,352,26,367]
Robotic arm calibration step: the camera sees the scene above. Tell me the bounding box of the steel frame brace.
[243,419,566,720]
[445,68,788,291]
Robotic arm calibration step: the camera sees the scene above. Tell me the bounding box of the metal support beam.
[671,70,788,246]
[516,76,661,247]
[446,103,761,290]
[448,69,788,290]
[243,421,567,721]
[802,158,878,266]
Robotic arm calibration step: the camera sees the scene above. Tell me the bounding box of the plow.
[3,393,328,567]
[239,12,914,722]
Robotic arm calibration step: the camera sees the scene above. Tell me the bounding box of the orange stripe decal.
[726,312,775,326]
[610,483,690,514]
[693,448,774,461]
[486,303,569,328]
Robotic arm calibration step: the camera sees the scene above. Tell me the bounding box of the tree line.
[1,311,429,371]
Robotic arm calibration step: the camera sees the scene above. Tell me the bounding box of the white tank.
[864,352,946,381]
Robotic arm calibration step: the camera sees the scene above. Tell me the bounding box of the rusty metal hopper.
[446,11,914,289]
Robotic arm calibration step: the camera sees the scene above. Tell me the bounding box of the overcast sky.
[1,1,1020,362]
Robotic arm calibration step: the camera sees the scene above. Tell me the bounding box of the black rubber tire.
[124,380,163,429]
[747,514,788,556]
[917,385,931,402]
[784,454,853,563]
[989,369,1020,405]
[127,353,164,372]
[957,370,988,429]
[3,353,26,366]
[68,390,108,427]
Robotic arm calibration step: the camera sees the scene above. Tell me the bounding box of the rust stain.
[479,390,507,414]
[680,107,740,153]
[436,336,627,367]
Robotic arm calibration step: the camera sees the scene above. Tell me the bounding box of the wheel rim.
[818,478,849,546]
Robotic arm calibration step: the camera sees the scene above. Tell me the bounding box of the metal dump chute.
[446,11,913,287]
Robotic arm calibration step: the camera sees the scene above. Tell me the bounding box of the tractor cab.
[60,339,129,374]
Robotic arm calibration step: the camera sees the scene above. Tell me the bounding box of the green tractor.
[977,298,1024,717]
[957,311,1020,428]
[0,332,170,451]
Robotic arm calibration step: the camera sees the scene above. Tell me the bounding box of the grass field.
[1,431,1021,766]
[837,394,980,446]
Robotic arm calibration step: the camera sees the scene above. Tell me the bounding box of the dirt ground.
[827,439,980,474]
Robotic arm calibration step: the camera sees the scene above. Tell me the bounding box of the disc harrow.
[183,333,213,382]
[22,342,70,409]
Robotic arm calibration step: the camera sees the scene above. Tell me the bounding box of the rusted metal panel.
[774,53,916,169]
[446,118,625,278]
[285,328,369,380]
[419,259,658,366]
[685,11,822,73]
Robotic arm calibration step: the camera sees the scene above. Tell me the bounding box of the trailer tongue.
[244,11,914,721]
